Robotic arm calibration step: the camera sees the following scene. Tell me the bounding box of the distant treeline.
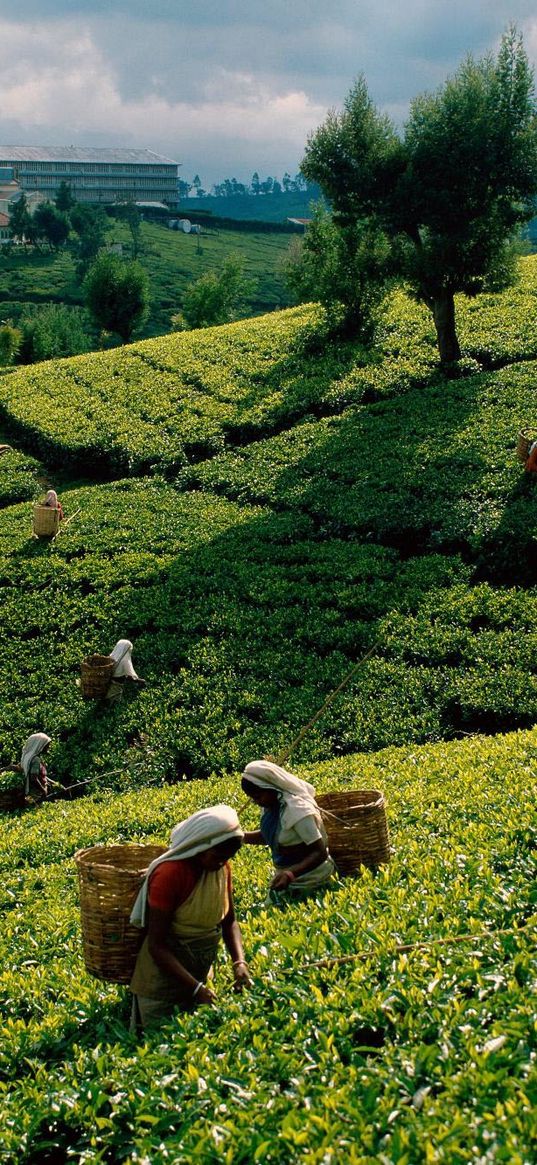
[178,173,319,199]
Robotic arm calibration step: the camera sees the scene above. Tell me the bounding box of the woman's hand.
[193,983,217,1007]
[270,869,295,891]
[232,961,253,992]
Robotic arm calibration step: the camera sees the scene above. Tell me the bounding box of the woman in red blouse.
[130,805,251,1030]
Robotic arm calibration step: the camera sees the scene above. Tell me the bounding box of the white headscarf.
[130,804,244,928]
[20,733,51,794]
[110,639,138,679]
[44,490,59,508]
[242,759,320,832]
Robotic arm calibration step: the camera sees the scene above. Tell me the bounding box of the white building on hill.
[0,147,180,206]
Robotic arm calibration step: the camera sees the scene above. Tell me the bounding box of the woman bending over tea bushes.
[3,732,52,802]
[130,805,251,1030]
[241,759,335,901]
[106,639,146,701]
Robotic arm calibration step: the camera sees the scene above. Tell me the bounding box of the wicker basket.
[33,504,60,537]
[74,843,166,983]
[317,789,390,875]
[80,654,115,700]
[0,778,25,813]
[516,427,537,463]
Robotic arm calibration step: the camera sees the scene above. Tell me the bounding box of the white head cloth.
[20,732,51,794]
[242,759,320,832]
[130,803,243,928]
[110,639,138,679]
[44,490,59,508]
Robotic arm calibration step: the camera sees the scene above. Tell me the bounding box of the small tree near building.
[33,203,70,250]
[70,204,108,277]
[9,194,31,244]
[84,252,149,343]
[55,181,75,212]
[114,200,142,258]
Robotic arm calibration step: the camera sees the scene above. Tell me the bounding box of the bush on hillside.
[17,304,91,364]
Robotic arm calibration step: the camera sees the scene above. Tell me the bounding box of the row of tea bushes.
[0,729,535,1161]
[180,360,537,580]
[0,448,43,507]
[2,478,537,786]
[1,257,537,479]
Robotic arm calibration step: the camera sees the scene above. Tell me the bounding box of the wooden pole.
[289,920,534,973]
[275,644,378,767]
[52,509,81,541]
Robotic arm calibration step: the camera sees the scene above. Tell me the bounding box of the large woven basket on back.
[317,789,390,875]
[75,843,166,983]
[516,427,537,463]
[0,775,25,813]
[33,504,60,536]
[80,654,115,700]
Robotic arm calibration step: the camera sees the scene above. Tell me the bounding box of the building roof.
[0,146,179,166]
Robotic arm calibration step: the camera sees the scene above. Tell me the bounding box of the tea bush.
[0,730,536,1161]
[1,256,537,479]
[0,448,43,507]
[181,361,537,581]
[0,479,472,781]
[2,477,537,786]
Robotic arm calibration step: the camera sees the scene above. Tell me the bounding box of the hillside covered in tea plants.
[1,731,536,1161]
[1,258,537,781]
[0,256,536,1161]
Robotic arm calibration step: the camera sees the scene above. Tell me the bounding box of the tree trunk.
[431,290,461,365]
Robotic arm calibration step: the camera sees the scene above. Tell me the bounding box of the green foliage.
[0,219,292,340]
[302,29,537,363]
[283,203,392,338]
[0,449,42,506]
[33,202,70,250]
[176,254,256,330]
[8,194,31,244]
[111,201,142,259]
[70,203,108,273]
[0,767,23,794]
[1,213,537,1160]
[17,304,91,364]
[54,180,75,213]
[0,322,22,366]
[0,731,536,1160]
[84,252,150,343]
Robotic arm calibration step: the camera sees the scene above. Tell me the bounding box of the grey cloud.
[1,0,537,183]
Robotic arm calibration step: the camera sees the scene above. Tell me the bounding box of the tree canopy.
[83,252,149,343]
[174,255,255,330]
[301,28,537,363]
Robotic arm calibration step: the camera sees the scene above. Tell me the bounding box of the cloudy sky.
[0,1,536,187]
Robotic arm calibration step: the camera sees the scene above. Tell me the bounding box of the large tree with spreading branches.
[301,28,537,364]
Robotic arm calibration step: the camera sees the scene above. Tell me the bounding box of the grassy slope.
[0,219,292,339]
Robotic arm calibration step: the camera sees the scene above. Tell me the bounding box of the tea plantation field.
[1,257,537,1161]
[0,219,292,339]
[1,731,536,1162]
